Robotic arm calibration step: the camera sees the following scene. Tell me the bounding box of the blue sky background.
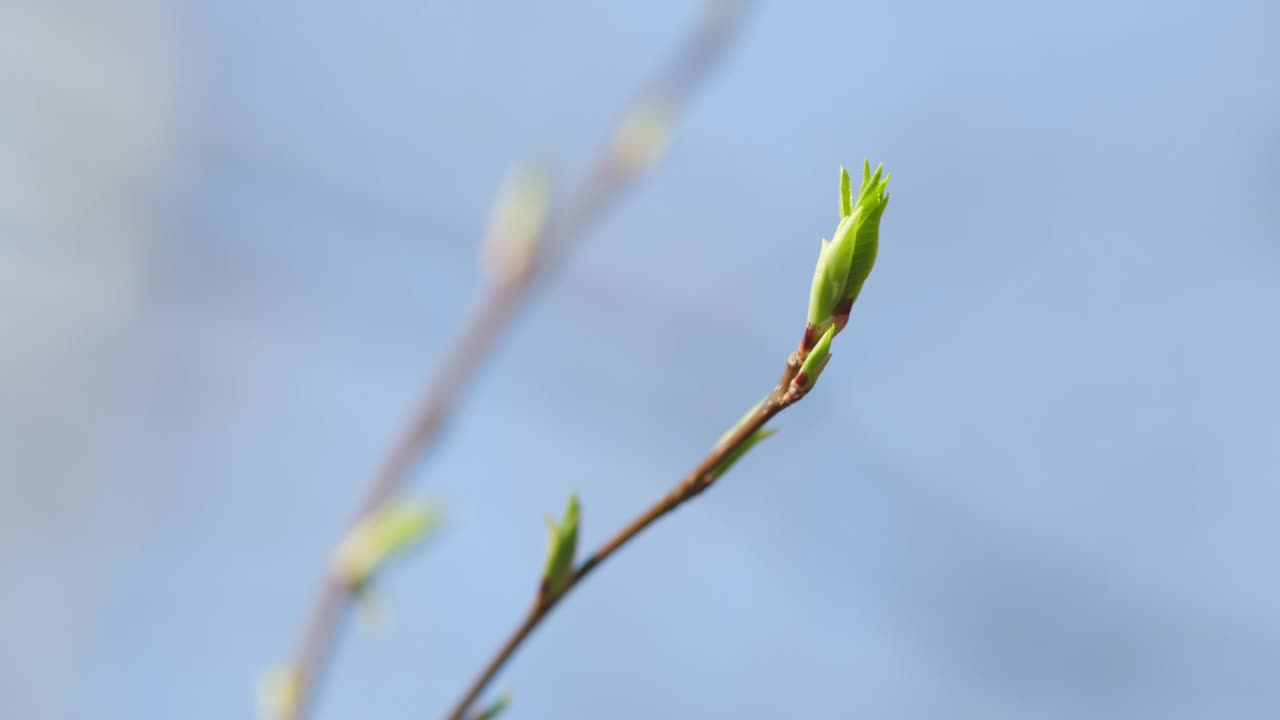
[3,1,1279,719]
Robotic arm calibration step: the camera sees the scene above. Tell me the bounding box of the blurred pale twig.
[280,3,754,718]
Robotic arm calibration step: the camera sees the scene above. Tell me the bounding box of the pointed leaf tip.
[839,166,852,217]
[482,164,552,281]
[866,163,883,190]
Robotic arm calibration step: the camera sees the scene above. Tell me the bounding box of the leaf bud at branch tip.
[804,159,890,335]
[540,493,580,602]
[796,159,891,385]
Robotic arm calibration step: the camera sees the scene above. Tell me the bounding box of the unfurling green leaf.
[331,500,440,589]
[256,664,302,720]
[709,427,777,481]
[472,691,513,720]
[805,160,891,332]
[541,494,580,600]
[806,237,837,329]
[839,162,890,307]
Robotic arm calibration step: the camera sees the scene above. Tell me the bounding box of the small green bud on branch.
[791,323,835,398]
[481,164,553,282]
[540,494,581,602]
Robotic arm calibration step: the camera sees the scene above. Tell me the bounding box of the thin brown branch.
[282,3,754,718]
[445,355,803,720]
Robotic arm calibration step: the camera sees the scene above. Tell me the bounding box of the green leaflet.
[709,428,778,481]
[482,164,552,280]
[841,163,890,305]
[797,324,836,391]
[822,212,860,312]
[806,236,837,328]
[541,494,580,600]
[839,165,853,217]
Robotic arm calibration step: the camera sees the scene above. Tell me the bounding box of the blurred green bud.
[612,102,672,172]
[793,324,835,395]
[331,500,440,590]
[806,161,890,336]
[541,494,580,601]
[482,164,552,281]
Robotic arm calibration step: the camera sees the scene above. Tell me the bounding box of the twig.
[283,3,754,718]
[445,356,804,720]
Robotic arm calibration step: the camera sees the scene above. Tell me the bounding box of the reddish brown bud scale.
[792,371,809,391]
[801,323,820,351]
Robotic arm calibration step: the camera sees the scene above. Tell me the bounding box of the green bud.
[805,160,891,330]
[541,493,580,600]
[331,500,440,589]
[795,324,835,393]
[709,427,777,481]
